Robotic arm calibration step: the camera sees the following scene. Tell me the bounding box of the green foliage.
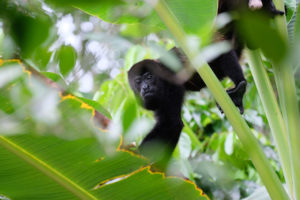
[47,0,217,41]
[0,1,52,58]
[1,0,300,199]
[32,47,52,71]
[0,60,207,200]
[10,15,51,58]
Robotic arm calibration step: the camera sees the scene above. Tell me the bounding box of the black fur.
[182,49,247,114]
[128,47,246,168]
[128,65,184,167]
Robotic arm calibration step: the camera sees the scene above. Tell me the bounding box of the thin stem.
[246,49,293,196]
[274,62,300,200]
[270,0,300,198]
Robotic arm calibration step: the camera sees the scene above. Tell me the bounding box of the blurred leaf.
[124,117,153,142]
[124,45,148,70]
[193,160,236,188]
[31,47,52,71]
[95,73,134,116]
[0,62,23,88]
[242,186,271,200]
[120,23,163,38]
[0,134,148,200]
[122,98,138,133]
[56,45,77,77]
[182,120,203,150]
[178,132,192,159]
[237,11,287,62]
[46,0,140,24]
[1,134,208,200]
[207,133,220,151]
[42,72,65,83]
[244,110,264,128]
[166,0,217,36]
[48,0,217,41]
[10,14,51,58]
[0,60,207,200]
[0,35,16,59]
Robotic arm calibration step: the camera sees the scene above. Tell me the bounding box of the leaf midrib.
[0,136,97,200]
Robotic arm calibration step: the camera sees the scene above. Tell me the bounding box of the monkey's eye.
[147,74,153,79]
[135,78,141,84]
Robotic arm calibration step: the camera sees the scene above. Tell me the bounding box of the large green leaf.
[0,60,208,200]
[0,134,208,200]
[236,11,287,62]
[0,135,147,200]
[46,0,218,39]
[96,167,208,200]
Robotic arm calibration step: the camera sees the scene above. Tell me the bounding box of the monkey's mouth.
[142,90,155,98]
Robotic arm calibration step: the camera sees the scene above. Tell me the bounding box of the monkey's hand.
[217,81,247,114]
[268,7,284,16]
[265,2,285,16]
[248,0,284,16]
[249,0,263,10]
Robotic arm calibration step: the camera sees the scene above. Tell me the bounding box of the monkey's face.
[134,72,164,110]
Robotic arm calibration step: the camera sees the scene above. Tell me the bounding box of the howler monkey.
[128,56,185,168]
[128,48,247,168]
[127,0,283,167]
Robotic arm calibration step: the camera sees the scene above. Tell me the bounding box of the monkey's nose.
[142,84,150,91]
